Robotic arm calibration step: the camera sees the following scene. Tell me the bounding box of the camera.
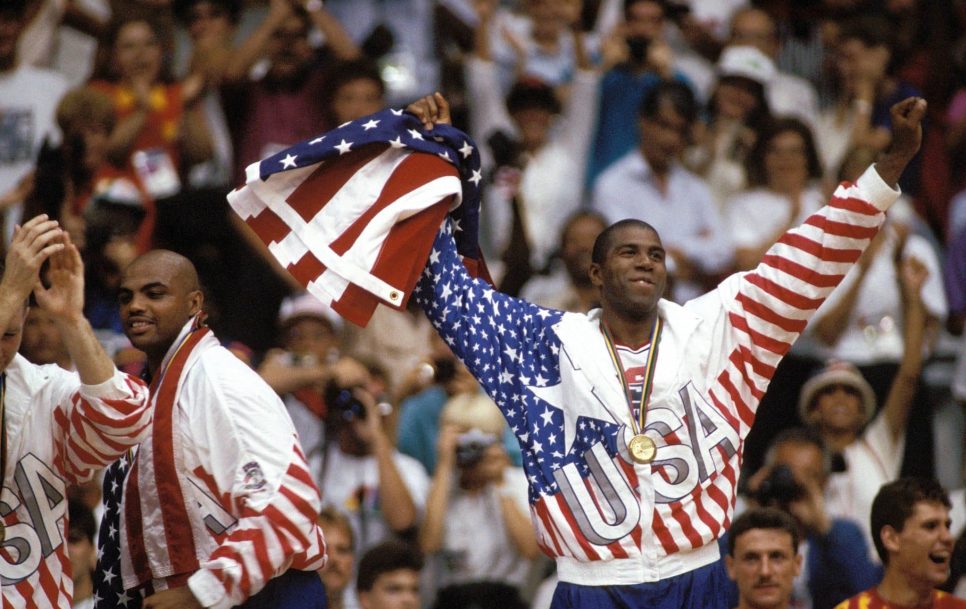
[754,464,805,508]
[325,382,366,422]
[455,429,498,468]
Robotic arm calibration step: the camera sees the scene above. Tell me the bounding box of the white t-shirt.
[430,467,533,589]
[319,445,430,553]
[824,414,904,562]
[724,186,826,250]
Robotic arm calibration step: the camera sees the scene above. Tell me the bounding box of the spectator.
[88,14,214,255]
[173,0,242,190]
[687,44,775,208]
[725,507,802,609]
[420,393,538,600]
[222,0,361,182]
[19,305,73,369]
[520,210,607,313]
[0,0,69,249]
[585,0,695,187]
[743,428,882,609]
[727,7,820,127]
[69,499,98,609]
[814,15,924,193]
[723,118,825,272]
[799,253,928,557]
[318,374,429,554]
[834,478,963,609]
[318,507,357,609]
[593,80,734,303]
[467,0,599,289]
[258,291,369,480]
[321,58,387,128]
[356,540,423,609]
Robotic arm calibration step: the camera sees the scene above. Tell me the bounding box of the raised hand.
[33,232,84,322]
[405,92,451,131]
[1,215,65,305]
[876,97,927,188]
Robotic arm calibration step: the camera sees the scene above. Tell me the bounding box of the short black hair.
[0,0,27,19]
[764,427,832,476]
[638,80,698,125]
[870,477,951,565]
[321,58,386,124]
[68,499,97,545]
[356,540,423,592]
[506,77,561,116]
[728,507,800,556]
[591,219,659,264]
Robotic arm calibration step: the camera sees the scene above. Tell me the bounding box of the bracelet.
[304,0,324,12]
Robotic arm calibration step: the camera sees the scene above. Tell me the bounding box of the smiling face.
[726,528,801,609]
[811,382,865,434]
[114,20,162,85]
[590,224,667,322]
[883,501,955,588]
[117,251,202,370]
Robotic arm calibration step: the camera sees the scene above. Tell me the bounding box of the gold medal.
[628,434,657,464]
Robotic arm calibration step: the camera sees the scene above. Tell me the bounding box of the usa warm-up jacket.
[412,166,900,585]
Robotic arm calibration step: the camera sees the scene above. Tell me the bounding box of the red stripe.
[688,484,721,540]
[829,193,881,215]
[210,527,273,596]
[735,292,806,334]
[652,510,680,553]
[745,273,823,312]
[735,344,776,382]
[554,494,600,559]
[728,313,791,356]
[777,232,861,263]
[287,144,390,223]
[246,209,291,246]
[287,255,327,288]
[125,457,150,582]
[331,283,380,327]
[803,214,878,239]
[328,152,455,255]
[37,550,60,608]
[717,372,755,428]
[726,351,765,403]
[761,254,845,289]
[668,500,703,550]
[532,499,564,556]
[262,505,298,556]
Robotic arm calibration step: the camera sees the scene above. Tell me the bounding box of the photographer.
[420,393,539,604]
[739,428,881,609]
[317,371,429,555]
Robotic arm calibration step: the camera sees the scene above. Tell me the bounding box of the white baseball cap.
[277,292,342,331]
[717,45,776,86]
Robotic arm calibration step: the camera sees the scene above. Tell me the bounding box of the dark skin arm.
[874,97,926,188]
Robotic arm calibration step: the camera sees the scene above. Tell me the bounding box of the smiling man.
[726,508,802,609]
[402,91,927,608]
[835,478,966,608]
[93,250,327,609]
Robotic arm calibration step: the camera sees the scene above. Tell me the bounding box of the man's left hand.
[143,586,204,609]
[33,232,84,322]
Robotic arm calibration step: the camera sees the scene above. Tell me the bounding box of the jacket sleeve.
[57,369,151,483]
[688,166,900,436]
[185,357,325,609]
[413,221,565,437]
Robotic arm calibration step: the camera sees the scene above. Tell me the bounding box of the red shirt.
[835,588,966,609]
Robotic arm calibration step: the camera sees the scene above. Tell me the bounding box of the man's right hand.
[875,96,927,188]
[406,92,451,131]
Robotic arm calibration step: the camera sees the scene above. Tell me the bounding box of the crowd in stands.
[2,0,966,607]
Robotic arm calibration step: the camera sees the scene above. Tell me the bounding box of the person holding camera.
[317,373,429,557]
[740,428,881,609]
[419,393,539,603]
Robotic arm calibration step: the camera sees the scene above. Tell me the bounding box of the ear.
[724,554,736,580]
[187,290,204,316]
[793,551,803,576]
[588,262,604,289]
[881,524,901,556]
[357,591,370,609]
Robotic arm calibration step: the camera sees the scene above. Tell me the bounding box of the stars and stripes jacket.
[0,355,150,608]
[412,166,901,585]
[110,320,326,609]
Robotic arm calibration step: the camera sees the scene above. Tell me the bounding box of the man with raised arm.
[404,92,926,608]
[0,215,150,607]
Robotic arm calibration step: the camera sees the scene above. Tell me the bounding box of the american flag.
[94,453,142,609]
[227,108,491,327]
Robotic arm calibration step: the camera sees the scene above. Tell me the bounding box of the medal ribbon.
[600,317,663,435]
[1,373,7,540]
